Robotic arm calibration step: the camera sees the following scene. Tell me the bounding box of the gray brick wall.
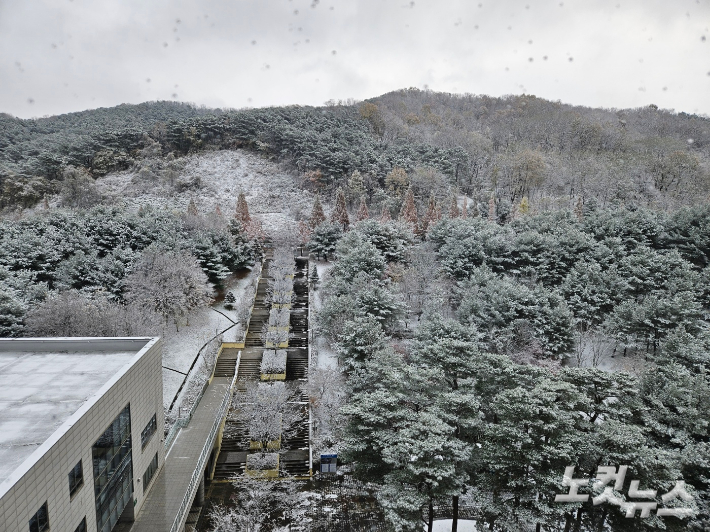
[0,338,164,532]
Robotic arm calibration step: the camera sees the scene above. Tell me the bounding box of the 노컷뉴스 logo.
[555,466,696,518]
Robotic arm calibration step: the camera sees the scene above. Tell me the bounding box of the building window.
[73,517,86,532]
[141,414,157,449]
[28,502,49,532]
[68,460,84,498]
[142,453,159,493]
[93,404,133,532]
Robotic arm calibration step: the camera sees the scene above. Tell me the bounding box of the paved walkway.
[129,376,233,532]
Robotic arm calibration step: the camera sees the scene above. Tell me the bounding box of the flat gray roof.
[0,338,157,487]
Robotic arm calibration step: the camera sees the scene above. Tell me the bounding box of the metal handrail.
[164,362,214,452]
[169,372,237,532]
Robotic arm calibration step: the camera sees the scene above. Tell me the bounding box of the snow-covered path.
[162,268,255,409]
[311,259,338,369]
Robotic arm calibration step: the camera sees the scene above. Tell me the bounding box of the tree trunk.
[428,500,434,532]
[573,507,583,532]
[452,495,459,532]
[563,513,573,532]
[536,523,541,532]
[597,507,608,531]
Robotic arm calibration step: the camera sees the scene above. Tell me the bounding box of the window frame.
[68,459,84,499]
[73,517,86,532]
[140,413,157,450]
[28,501,49,532]
[142,452,159,493]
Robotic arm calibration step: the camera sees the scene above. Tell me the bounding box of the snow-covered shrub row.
[269,277,294,307]
[230,381,304,450]
[263,327,289,348]
[270,248,295,279]
[261,349,287,375]
[268,308,290,328]
[246,452,278,471]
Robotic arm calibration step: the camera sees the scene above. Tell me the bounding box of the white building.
[0,337,164,532]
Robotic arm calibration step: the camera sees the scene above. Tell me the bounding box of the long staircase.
[210,247,312,482]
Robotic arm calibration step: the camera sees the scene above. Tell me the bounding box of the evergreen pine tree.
[331,187,350,229]
[310,196,326,229]
[399,187,418,228]
[356,196,369,221]
[236,192,250,225]
[187,198,198,216]
[348,170,365,197]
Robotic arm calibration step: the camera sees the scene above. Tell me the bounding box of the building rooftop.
[0,337,158,490]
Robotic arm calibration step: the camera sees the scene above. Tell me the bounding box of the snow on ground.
[162,268,257,410]
[93,149,304,409]
[427,520,478,532]
[311,260,338,369]
[96,149,314,235]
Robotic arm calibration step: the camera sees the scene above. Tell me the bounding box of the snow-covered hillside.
[95,149,315,236]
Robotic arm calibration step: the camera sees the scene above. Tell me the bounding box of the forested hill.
[1,90,709,212]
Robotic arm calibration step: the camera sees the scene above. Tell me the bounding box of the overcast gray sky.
[1,0,708,119]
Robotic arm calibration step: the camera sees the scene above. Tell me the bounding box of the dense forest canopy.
[2,90,710,530]
[1,90,708,211]
[313,211,710,531]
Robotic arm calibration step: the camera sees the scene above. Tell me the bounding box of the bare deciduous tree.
[24,290,162,337]
[124,248,213,331]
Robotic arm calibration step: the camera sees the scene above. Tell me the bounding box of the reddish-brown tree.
[236,192,250,225]
[298,220,312,245]
[330,187,350,229]
[574,197,583,220]
[399,187,418,228]
[356,196,369,221]
[309,196,326,228]
[449,195,460,218]
[420,193,438,236]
